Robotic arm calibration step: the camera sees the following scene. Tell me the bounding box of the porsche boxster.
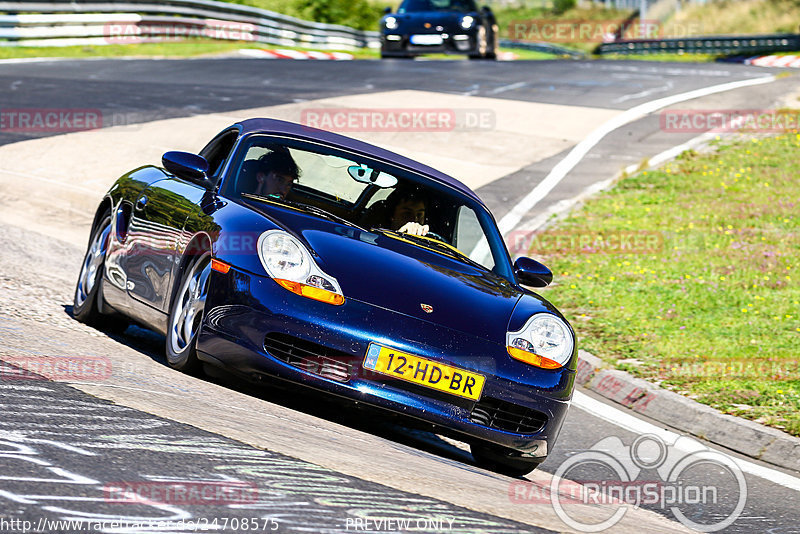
[73,118,575,475]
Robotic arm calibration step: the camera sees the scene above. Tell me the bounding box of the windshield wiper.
[297,203,367,232]
[243,193,366,232]
[374,228,483,267]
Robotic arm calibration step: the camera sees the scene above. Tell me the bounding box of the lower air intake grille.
[470,397,548,434]
[264,333,353,383]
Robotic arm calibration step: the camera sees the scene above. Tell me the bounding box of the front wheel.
[166,252,211,373]
[485,24,498,60]
[73,213,112,325]
[469,26,488,59]
[471,442,542,477]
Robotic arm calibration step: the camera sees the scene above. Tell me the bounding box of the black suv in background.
[380,0,497,59]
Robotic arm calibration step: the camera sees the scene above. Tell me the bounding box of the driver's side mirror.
[162,151,213,189]
[514,257,553,287]
[384,6,392,14]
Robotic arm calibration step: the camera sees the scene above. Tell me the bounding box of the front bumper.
[197,266,574,458]
[381,31,479,56]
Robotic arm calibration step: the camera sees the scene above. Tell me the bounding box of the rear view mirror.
[347,164,398,188]
[162,151,213,189]
[514,257,553,287]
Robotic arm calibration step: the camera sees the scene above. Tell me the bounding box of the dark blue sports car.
[380,0,498,59]
[73,119,575,476]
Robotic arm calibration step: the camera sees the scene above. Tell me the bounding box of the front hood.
[251,202,521,345]
[394,12,466,31]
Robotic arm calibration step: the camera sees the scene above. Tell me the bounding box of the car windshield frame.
[220,133,514,281]
[398,0,478,13]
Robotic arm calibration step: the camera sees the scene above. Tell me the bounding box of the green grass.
[0,40,381,60]
[0,40,251,59]
[222,0,385,30]
[503,48,561,60]
[665,0,800,36]
[531,133,800,436]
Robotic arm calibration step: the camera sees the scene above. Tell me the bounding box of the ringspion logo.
[511,434,747,532]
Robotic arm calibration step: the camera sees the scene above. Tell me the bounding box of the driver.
[254,149,301,200]
[385,186,430,236]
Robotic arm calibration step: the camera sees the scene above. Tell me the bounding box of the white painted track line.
[573,391,800,492]
[497,75,777,236]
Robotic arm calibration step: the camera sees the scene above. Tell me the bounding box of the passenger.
[254,150,301,200]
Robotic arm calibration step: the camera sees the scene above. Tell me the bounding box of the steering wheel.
[424,231,446,242]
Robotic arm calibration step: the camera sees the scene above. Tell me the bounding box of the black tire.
[471,442,542,477]
[73,213,112,325]
[469,25,490,59]
[485,24,498,60]
[165,252,211,373]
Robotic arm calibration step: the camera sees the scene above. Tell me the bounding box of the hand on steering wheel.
[397,222,445,242]
[397,222,429,236]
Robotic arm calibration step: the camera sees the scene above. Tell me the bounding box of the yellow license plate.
[363,343,485,401]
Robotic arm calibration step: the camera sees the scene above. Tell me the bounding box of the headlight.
[460,15,474,29]
[506,314,574,369]
[385,16,398,30]
[258,230,344,305]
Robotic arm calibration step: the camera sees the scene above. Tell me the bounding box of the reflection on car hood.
[395,11,466,29]
[250,202,521,345]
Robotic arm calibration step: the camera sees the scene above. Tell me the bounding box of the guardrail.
[0,0,381,49]
[498,38,585,58]
[596,33,800,55]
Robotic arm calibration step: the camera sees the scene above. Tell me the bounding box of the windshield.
[223,135,510,277]
[398,0,478,13]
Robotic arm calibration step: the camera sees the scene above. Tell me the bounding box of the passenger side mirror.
[513,257,553,287]
[162,151,213,189]
[384,6,392,14]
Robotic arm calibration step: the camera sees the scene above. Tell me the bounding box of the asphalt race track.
[1,57,799,533]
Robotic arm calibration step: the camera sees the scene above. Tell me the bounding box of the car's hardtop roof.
[236,118,482,204]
